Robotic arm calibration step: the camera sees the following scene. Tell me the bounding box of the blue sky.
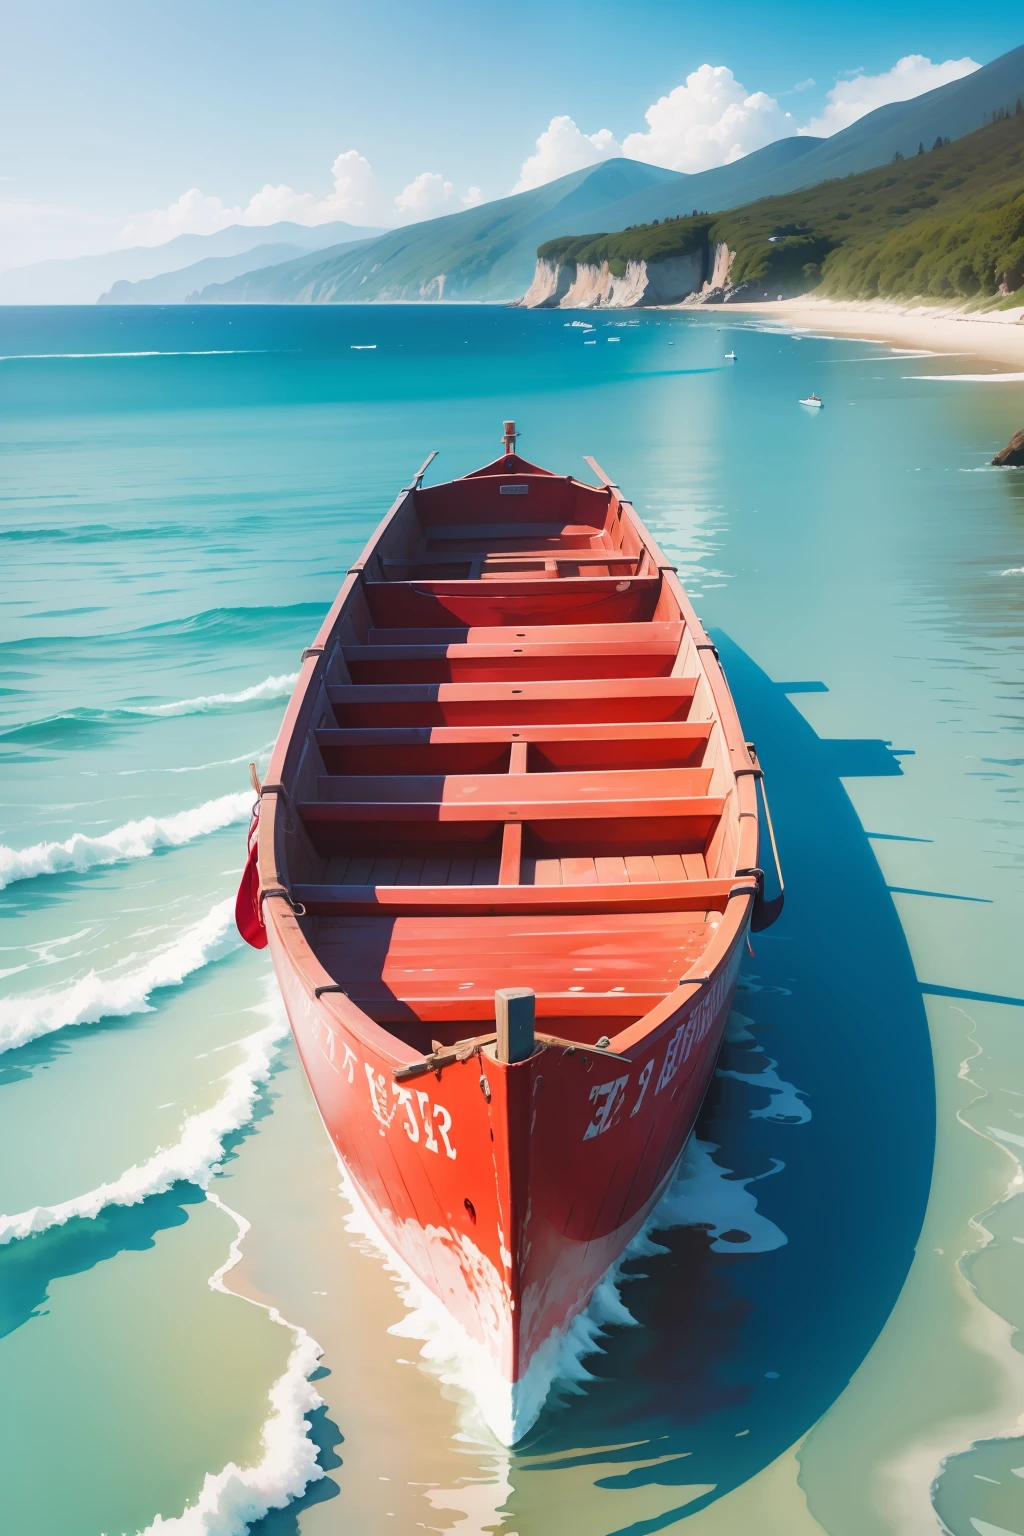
[1,1,1021,267]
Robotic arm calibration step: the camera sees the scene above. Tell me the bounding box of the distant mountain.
[0,220,386,305]
[97,237,377,304]
[196,159,685,304]
[196,41,1024,307]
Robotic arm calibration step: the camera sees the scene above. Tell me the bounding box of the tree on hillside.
[1017,97,1023,115]
[932,136,945,150]
[892,149,904,163]
[918,142,925,155]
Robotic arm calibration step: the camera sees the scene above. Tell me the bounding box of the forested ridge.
[538,109,1024,304]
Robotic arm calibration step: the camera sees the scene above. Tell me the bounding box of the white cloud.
[801,54,979,137]
[316,150,380,222]
[119,149,483,245]
[119,149,384,245]
[513,116,623,193]
[622,64,794,173]
[393,172,485,218]
[120,188,235,244]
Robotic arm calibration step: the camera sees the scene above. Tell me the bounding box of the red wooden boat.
[236,423,782,1442]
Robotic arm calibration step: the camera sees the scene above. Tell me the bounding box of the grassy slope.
[539,112,1024,303]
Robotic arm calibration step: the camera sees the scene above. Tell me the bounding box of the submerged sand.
[732,295,1024,369]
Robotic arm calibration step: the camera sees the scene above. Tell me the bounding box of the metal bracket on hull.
[259,886,307,917]
[536,1032,631,1064]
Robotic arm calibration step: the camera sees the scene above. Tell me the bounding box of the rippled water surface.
[2,305,1023,1536]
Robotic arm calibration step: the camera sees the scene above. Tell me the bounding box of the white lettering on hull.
[583,959,738,1141]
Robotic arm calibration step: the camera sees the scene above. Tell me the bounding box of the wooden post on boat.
[495,987,535,1064]
[502,420,518,455]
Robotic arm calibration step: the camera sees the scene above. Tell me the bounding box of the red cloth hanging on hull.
[235,812,268,949]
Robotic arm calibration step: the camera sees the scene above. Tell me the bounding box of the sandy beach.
[731,296,1024,370]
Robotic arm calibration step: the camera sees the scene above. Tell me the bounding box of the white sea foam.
[0,350,266,362]
[122,673,297,717]
[0,1020,286,1244]
[0,792,252,890]
[716,1056,811,1123]
[141,1189,325,1534]
[334,1117,788,1446]
[650,1138,788,1253]
[1001,567,1024,575]
[0,898,238,1054]
[908,372,1024,383]
[118,745,274,777]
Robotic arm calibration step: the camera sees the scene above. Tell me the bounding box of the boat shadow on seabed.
[488,631,937,1534]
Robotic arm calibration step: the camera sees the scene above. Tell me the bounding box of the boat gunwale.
[258,453,759,1069]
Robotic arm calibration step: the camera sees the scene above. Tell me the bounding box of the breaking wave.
[0,601,326,661]
[117,674,298,718]
[141,1191,325,1534]
[0,791,252,890]
[0,1018,284,1244]
[0,898,238,1054]
[0,675,297,745]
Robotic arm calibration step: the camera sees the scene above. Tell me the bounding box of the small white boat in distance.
[799,393,823,408]
[725,351,737,360]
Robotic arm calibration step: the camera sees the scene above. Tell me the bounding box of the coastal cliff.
[519,250,713,309]
[517,219,736,309]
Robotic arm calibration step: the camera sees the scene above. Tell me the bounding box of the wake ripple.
[0,898,238,1054]
[0,1020,283,1244]
[336,1134,789,1446]
[0,791,252,890]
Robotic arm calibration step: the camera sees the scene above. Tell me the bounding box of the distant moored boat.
[799,392,823,408]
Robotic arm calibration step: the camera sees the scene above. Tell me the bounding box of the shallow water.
[1,305,1022,1535]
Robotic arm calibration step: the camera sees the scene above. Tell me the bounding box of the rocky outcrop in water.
[992,427,1024,465]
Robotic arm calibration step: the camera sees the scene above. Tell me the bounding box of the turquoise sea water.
[1,304,1023,1536]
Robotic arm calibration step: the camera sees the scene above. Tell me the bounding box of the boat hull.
[243,434,779,1442]
[267,910,745,1441]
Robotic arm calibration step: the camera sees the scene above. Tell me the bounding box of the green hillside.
[539,109,1024,304]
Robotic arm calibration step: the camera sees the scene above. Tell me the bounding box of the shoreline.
[723,296,1024,370]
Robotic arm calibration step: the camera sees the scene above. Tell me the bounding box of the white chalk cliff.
[517,242,734,309]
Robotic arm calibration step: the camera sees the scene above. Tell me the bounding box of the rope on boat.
[736,744,786,932]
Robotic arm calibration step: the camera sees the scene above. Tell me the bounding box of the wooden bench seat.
[293,877,746,915]
[312,911,715,1021]
[311,765,711,806]
[326,675,697,727]
[364,621,685,647]
[363,574,661,627]
[314,720,713,776]
[342,638,677,684]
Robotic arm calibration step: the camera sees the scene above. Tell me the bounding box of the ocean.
[1,303,1022,1536]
